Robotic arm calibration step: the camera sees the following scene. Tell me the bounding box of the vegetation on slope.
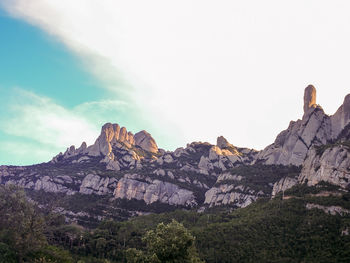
[1,183,350,262]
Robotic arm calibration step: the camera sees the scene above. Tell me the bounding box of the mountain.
[1,85,350,227]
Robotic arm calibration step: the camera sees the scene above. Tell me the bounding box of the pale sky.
[1,0,350,164]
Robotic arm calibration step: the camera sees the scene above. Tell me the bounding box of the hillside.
[1,85,350,262]
[1,182,349,262]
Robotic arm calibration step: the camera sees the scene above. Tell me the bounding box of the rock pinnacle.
[303,85,317,113]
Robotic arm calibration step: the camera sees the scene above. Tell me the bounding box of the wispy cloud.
[0,89,137,164]
[0,89,99,148]
[2,0,350,152]
[0,140,58,165]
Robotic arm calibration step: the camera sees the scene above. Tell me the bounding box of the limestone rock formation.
[255,106,330,166]
[256,85,350,166]
[303,84,317,114]
[330,94,350,139]
[217,136,234,149]
[79,174,117,195]
[2,86,350,224]
[271,177,298,197]
[134,130,159,153]
[299,146,350,189]
[204,184,260,208]
[114,175,196,206]
[51,142,88,163]
[87,123,135,157]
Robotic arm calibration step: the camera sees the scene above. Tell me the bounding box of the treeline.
[1,184,350,262]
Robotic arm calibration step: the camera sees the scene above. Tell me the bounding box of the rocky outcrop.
[2,170,77,195]
[256,107,330,165]
[51,142,88,163]
[50,122,159,171]
[299,145,350,189]
[217,136,235,149]
[272,177,298,197]
[330,94,350,139]
[306,203,350,216]
[303,85,317,114]
[134,130,159,153]
[2,85,350,224]
[114,175,196,206]
[204,184,261,208]
[195,137,257,175]
[255,86,350,166]
[87,123,136,157]
[79,174,117,195]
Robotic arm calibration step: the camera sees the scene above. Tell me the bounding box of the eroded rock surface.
[256,86,350,166]
[2,85,350,224]
[299,146,350,189]
[114,175,196,206]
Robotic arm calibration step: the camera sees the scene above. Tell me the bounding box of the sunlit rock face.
[217,136,233,149]
[87,123,136,157]
[134,130,159,153]
[256,86,350,166]
[303,84,317,114]
[50,123,159,172]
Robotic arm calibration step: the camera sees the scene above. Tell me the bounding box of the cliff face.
[299,139,350,190]
[0,133,258,214]
[256,86,350,166]
[1,85,350,224]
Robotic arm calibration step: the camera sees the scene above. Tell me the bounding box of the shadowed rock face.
[331,94,350,139]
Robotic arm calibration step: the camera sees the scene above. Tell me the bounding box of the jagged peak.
[343,93,350,118]
[216,136,233,149]
[90,123,159,155]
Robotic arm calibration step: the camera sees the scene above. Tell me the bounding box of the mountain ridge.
[1,85,350,226]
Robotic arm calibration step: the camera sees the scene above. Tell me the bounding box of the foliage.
[29,245,74,263]
[126,220,203,263]
[217,164,301,194]
[315,140,350,156]
[2,183,350,262]
[0,242,16,263]
[283,181,341,197]
[0,185,47,261]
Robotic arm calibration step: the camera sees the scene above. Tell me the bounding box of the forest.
[1,184,350,262]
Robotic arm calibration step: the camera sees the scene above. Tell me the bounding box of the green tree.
[0,185,47,262]
[127,220,203,263]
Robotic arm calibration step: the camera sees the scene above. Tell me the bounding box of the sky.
[1,0,350,165]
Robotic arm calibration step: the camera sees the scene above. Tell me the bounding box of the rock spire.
[303,84,317,113]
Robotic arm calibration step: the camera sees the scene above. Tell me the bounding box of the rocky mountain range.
[1,85,350,226]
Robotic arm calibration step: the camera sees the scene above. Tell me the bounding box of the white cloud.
[0,89,99,149]
[0,140,57,165]
[2,0,350,151]
[0,88,157,164]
